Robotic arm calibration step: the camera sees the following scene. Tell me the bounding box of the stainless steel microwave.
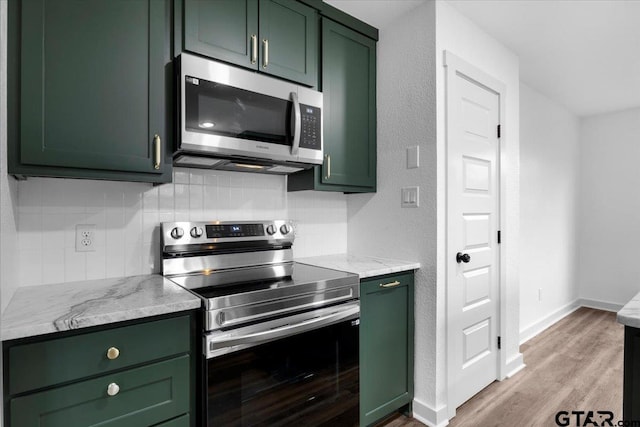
[176,53,323,175]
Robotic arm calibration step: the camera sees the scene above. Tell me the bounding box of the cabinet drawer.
[10,355,189,427]
[155,413,190,427]
[8,315,190,395]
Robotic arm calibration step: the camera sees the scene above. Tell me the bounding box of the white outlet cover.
[76,224,97,252]
[407,146,419,169]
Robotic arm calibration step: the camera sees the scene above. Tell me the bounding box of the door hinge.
[497,336,502,350]
[497,230,501,244]
[497,124,501,138]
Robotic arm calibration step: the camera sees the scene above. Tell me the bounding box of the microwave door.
[184,77,293,148]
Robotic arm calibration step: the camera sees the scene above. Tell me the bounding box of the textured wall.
[15,170,347,287]
[519,82,580,339]
[435,0,521,418]
[345,0,438,418]
[577,107,640,306]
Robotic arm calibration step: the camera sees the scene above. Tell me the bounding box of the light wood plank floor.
[380,307,624,427]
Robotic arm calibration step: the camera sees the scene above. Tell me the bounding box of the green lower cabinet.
[360,272,414,426]
[154,413,190,427]
[4,313,195,427]
[10,355,189,427]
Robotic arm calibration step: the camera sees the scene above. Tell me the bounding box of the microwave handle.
[291,91,301,156]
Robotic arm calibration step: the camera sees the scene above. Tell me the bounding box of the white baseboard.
[412,398,449,427]
[578,298,623,313]
[519,300,581,344]
[505,353,526,378]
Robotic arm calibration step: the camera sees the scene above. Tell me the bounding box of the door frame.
[444,50,508,418]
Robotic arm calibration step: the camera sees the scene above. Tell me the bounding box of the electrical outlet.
[76,224,96,252]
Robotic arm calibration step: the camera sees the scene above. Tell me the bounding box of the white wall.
[434,1,521,422]
[578,107,640,307]
[14,172,347,287]
[345,0,437,420]
[519,83,580,342]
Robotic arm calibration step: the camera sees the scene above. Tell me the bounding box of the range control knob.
[170,227,184,239]
[280,224,291,235]
[190,227,204,238]
[266,224,277,235]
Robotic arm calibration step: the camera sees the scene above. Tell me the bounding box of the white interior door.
[446,59,501,412]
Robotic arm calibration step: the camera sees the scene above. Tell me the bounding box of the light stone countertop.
[617,292,640,328]
[296,253,420,279]
[1,275,201,341]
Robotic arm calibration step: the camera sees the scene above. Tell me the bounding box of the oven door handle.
[206,303,359,358]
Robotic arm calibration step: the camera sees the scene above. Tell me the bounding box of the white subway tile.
[18,179,42,213]
[86,250,107,280]
[143,186,159,212]
[189,169,204,185]
[19,248,43,286]
[158,183,174,213]
[174,168,190,184]
[42,248,65,285]
[64,248,87,283]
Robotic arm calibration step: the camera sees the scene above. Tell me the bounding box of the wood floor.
[380,307,624,427]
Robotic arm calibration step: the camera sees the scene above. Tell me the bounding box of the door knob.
[456,252,471,263]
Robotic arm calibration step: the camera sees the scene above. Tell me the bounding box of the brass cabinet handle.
[106,346,120,360]
[153,134,161,170]
[251,34,257,64]
[263,39,269,68]
[379,281,401,288]
[107,382,120,396]
[324,154,331,180]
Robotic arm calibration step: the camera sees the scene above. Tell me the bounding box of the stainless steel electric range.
[161,220,360,426]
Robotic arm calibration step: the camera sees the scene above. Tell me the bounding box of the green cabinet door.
[184,0,259,69]
[10,355,190,427]
[8,0,172,183]
[183,0,317,87]
[360,272,414,426]
[259,0,317,86]
[288,17,376,193]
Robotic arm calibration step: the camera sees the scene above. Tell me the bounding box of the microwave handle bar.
[291,91,301,156]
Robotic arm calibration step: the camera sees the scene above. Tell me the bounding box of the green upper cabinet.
[183,0,318,87]
[360,272,414,426]
[288,17,377,193]
[7,0,173,183]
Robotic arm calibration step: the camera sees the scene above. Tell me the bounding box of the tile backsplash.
[17,168,347,287]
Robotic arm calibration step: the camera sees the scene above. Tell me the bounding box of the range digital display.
[206,224,265,238]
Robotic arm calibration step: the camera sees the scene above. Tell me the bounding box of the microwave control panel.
[299,104,321,150]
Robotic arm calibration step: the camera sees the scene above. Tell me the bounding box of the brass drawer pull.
[106,347,120,360]
[251,34,257,64]
[107,382,120,396]
[153,134,161,170]
[379,280,401,288]
[263,39,269,68]
[325,154,331,180]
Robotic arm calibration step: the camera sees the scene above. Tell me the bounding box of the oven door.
[179,53,323,167]
[204,302,359,427]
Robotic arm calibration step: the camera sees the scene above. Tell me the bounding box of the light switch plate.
[407,146,419,169]
[401,186,419,208]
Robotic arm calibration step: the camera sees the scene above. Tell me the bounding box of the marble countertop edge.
[617,291,640,328]
[295,253,420,279]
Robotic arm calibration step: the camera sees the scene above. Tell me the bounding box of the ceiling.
[326,0,640,117]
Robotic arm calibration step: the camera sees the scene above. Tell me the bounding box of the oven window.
[207,320,359,426]
[185,76,292,146]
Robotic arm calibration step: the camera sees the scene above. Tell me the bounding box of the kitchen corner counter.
[1,275,201,341]
[618,292,640,328]
[296,254,420,278]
